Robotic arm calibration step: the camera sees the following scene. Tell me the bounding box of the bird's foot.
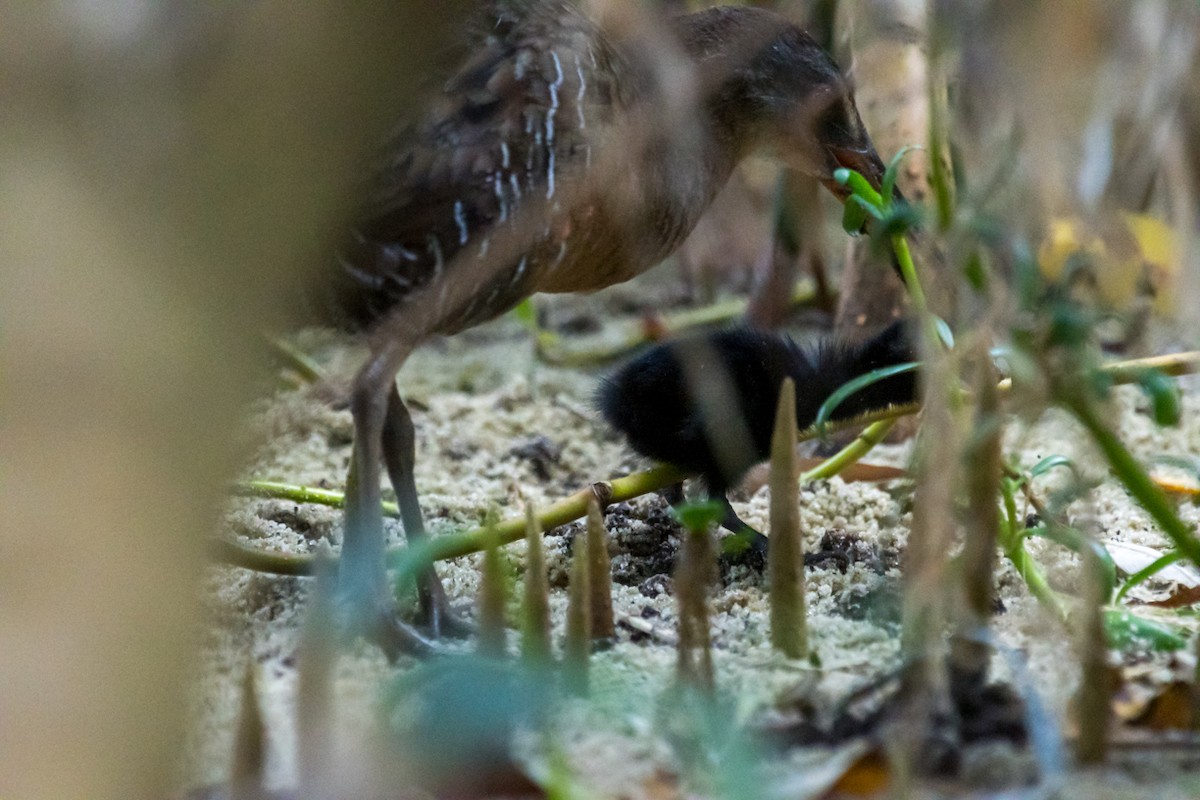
[332,588,443,659]
[415,567,476,639]
[371,605,442,659]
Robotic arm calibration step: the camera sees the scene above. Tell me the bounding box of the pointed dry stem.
[219,350,1200,575]
[297,555,337,799]
[230,663,266,800]
[675,525,715,693]
[477,527,508,659]
[951,340,1002,685]
[563,541,591,696]
[586,495,616,642]
[521,504,552,666]
[1075,541,1112,764]
[769,378,807,658]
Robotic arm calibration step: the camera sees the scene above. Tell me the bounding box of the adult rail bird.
[323,2,894,654]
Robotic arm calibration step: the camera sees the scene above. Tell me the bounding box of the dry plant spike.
[1076,542,1112,764]
[297,555,337,798]
[586,495,617,642]
[219,349,1200,577]
[478,528,508,659]
[564,540,592,696]
[897,352,960,773]
[230,663,266,800]
[521,504,552,666]
[769,377,808,658]
[675,526,716,693]
[952,339,1001,679]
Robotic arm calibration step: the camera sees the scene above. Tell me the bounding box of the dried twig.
[769,378,807,659]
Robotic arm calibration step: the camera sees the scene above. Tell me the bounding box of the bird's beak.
[820,144,888,201]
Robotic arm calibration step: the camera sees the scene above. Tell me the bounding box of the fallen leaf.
[825,746,890,798]
[1107,541,1200,588]
[742,459,907,495]
[1151,474,1200,499]
[1146,585,1200,609]
[1135,682,1196,730]
[766,740,883,800]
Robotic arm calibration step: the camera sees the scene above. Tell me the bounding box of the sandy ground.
[183,270,1200,797]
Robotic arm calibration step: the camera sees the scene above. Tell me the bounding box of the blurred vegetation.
[7,0,1200,798]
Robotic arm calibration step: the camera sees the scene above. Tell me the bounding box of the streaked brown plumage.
[327,1,892,654]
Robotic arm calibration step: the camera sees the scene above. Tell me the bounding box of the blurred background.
[2,1,1197,798]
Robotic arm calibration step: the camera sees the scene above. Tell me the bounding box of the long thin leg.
[382,383,472,638]
[713,493,769,567]
[341,369,434,656]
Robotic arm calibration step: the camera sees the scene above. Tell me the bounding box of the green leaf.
[1113,549,1186,604]
[1103,609,1188,652]
[932,316,955,349]
[512,298,538,330]
[813,361,921,438]
[720,529,754,556]
[1046,301,1093,349]
[833,167,883,207]
[877,203,922,238]
[1028,455,1076,479]
[1135,368,1182,426]
[671,499,725,533]
[881,145,923,203]
[841,195,869,233]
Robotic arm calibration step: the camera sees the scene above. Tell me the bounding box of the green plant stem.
[237,480,400,517]
[218,350,1200,575]
[892,234,927,317]
[998,483,1069,622]
[269,337,327,384]
[219,466,682,574]
[1113,551,1185,604]
[800,419,898,482]
[1065,395,1200,568]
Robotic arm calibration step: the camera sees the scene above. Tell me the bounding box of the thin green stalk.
[1066,396,1200,568]
[999,497,1070,623]
[237,480,400,518]
[892,234,927,317]
[218,351,1200,575]
[1113,551,1185,604]
[800,419,898,482]
[925,62,954,231]
[270,337,326,384]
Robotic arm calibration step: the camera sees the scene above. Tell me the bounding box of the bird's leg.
[383,383,473,638]
[712,493,770,568]
[342,375,436,657]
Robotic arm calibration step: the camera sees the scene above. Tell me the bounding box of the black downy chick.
[598,320,918,556]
